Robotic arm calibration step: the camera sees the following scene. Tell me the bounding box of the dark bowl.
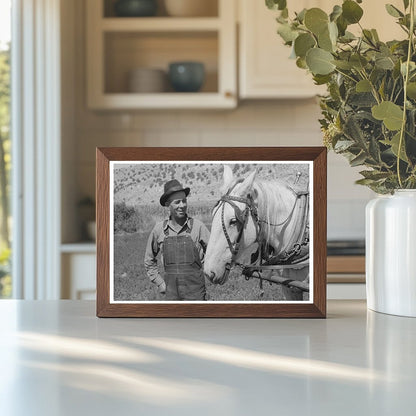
[168,62,205,93]
[114,0,158,17]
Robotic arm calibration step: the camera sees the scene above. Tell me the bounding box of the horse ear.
[237,170,256,196]
[221,165,234,193]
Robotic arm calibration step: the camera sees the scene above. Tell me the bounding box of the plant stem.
[334,68,358,84]
[397,0,415,188]
[358,69,381,104]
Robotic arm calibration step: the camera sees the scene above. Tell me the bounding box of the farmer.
[144,179,210,300]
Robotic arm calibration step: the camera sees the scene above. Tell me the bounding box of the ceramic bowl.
[168,62,205,92]
[128,68,167,93]
[114,0,158,17]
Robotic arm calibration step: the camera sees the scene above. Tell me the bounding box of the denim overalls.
[163,219,206,300]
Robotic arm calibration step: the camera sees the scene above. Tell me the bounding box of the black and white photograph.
[109,161,312,303]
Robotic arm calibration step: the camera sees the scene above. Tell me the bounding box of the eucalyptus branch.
[334,68,358,84]
[358,69,381,104]
[397,0,415,188]
[390,79,398,101]
[393,85,404,103]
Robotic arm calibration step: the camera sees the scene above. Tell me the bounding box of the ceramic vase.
[366,190,416,317]
[114,0,157,17]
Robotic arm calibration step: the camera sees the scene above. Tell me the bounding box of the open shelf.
[101,17,221,31]
[103,0,219,18]
[104,31,218,94]
[86,0,236,109]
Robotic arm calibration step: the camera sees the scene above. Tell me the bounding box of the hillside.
[113,162,310,207]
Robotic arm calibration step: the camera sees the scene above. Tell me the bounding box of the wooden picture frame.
[96,147,327,318]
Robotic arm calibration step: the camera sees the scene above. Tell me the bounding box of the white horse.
[203,165,309,300]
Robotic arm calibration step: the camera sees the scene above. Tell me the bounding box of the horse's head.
[204,165,258,285]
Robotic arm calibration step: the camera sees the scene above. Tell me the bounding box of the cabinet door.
[239,0,404,99]
[239,0,325,99]
[61,253,96,300]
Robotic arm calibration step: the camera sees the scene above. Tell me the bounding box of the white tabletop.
[0,300,415,416]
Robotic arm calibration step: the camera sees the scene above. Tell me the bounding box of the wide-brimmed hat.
[159,179,190,206]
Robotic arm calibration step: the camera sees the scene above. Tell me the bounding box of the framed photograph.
[96,147,327,318]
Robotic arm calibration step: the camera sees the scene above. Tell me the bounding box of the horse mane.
[223,176,296,252]
[252,180,295,249]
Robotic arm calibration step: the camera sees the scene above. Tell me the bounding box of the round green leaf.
[389,132,408,162]
[336,15,348,36]
[407,82,416,99]
[330,5,342,22]
[333,60,352,70]
[296,57,308,69]
[294,33,316,58]
[296,8,307,23]
[328,21,338,43]
[385,4,403,18]
[356,79,372,92]
[306,48,335,75]
[375,56,395,70]
[318,28,333,52]
[277,23,298,43]
[304,8,328,35]
[266,0,287,11]
[342,0,363,24]
[371,101,404,131]
[350,54,368,70]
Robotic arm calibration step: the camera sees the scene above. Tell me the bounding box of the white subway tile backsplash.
[178,111,227,130]
[142,130,200,146]
[75,111,134,131]
[200,129,257,146]
[328,199,369,240]
[132,111,180,130]
[77,132,132,163]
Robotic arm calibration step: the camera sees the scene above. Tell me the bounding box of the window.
[0,0,11,298]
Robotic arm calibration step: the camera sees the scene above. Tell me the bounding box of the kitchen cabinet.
[238,0,404,99]
[86,0,237,109]
[327,256,366,300]
[61,245,96,300]
[238,0,325,99]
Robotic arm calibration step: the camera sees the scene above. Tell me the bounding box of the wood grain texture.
[313,147,327,318]
[96,148,110,317]
[96,147,327,318]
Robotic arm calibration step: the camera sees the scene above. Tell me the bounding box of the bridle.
[213,182,309,283]
[213,182,259,282]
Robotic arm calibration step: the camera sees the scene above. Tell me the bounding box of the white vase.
[366,189,416,317]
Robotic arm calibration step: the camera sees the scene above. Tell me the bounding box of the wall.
[62,0,374,243]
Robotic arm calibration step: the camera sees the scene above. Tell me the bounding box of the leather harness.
[214,182,310,284]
